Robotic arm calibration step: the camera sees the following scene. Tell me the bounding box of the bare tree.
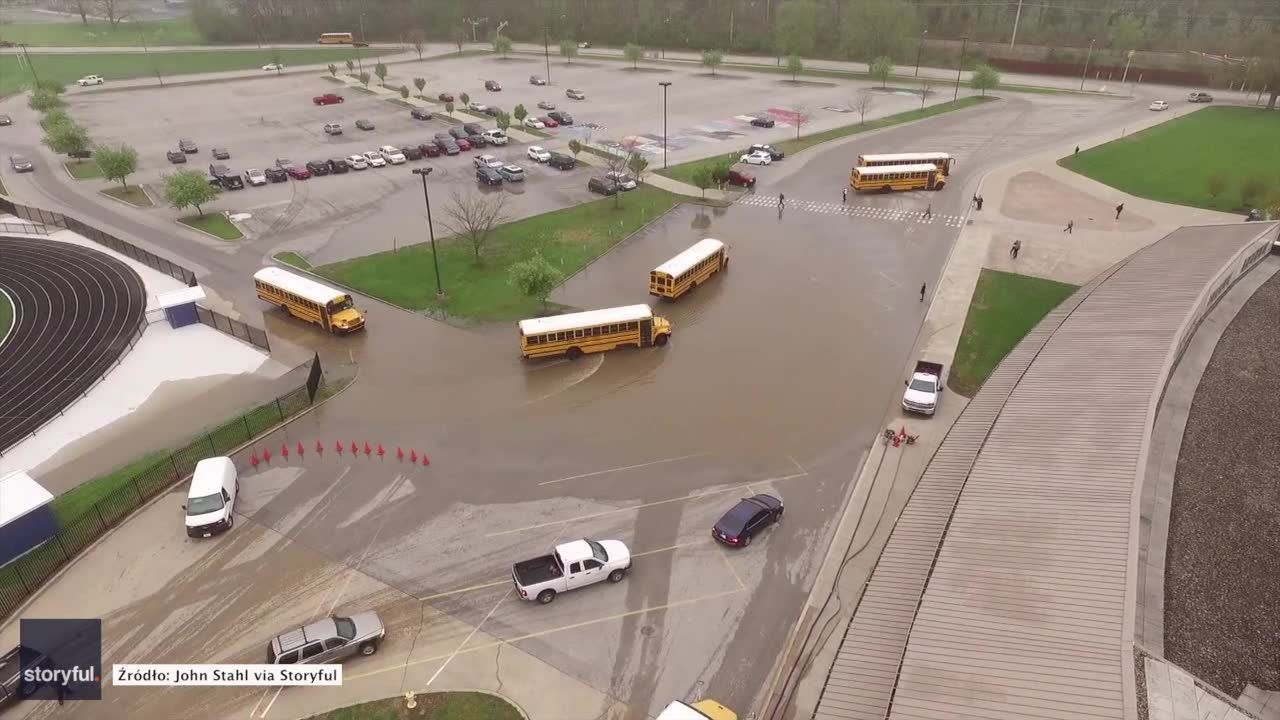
[597,149,635,208]
[849,89,874,124]
[439,189,509,263]
[791,104,812,140]
[54,0,90,24]
[919,80,931,109]
[96,0,131,28]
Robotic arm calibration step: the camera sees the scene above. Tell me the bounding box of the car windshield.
[585,539,608,563]
[909,378,935,392]
[329,296,353,312]
[333,616,356,640]
[248,169,262,176]
[12,156,26,163]
[187,492,224,516]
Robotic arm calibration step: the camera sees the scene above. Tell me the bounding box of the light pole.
[954,35,968,101]
[18,44,40,87]
[543,26,552,84]
[355,13,367,76]
[1080,38,1096,91]
[411,168,443,297]
[659,81,672,169]
[915,30,927,77]
[1120,49,1134,91]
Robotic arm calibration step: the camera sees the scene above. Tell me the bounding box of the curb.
[98,185,155,209]
[175,212,244,242]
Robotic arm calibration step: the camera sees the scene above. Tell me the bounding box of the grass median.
[1060,106,1280,212]
[305,691,521,720]
[950,269,1079,397]
[318,185,680,322]
[180,213,243,240]
[102,185,154,207]
[274,252,312,270]
[658,96,992,186]
[64,160,103,179]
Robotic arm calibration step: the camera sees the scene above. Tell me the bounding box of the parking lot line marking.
[329,473,410,616]
[426,590,511,687]
[248,689,267,718]
[346,587,746,685]
[720,550,747,592]
[538,453,705,486]
[489,472,809,538]
[258,687,283,718]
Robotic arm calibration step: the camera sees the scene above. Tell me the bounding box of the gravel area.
[1165,265,1280,698]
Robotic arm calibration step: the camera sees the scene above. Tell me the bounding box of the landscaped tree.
[774,0,818,60]
[445,101,455,116]
[493,34,513,58]
[359,71,371,87]
[27,89,64,112]
[1244,31,1280,109]
[786,54,804,81]
[850,89,874,123]
[791,104,812,140]
[96,0,129,28]
[1206,172,1228,203]
[568,139,582,158]
[870,56,895,88]
[439,189,509,263]
[39,109,72,132]
[410,29,427,60]
[691,165,714,198]
[164,169,220,216]
[460,91,470,108]
[509,253,563,311]
[94,143,138,189]
[43,121,90,159]
[328,63,338,77]
[841,0,918,62]
[414,77,426,96]
[600,151,633,208]
[513,104,528,123]
[702,49,724,76]
[624,43,644,69]
[374,62,388,86]
[919,80,931,108]
[453,26,467,53]
[34,80,65,95]
[399,85,410,99]
[560,39,578,63]
[970,64,1001,96]
[346,59,355,74]
[710,155,735,187]
[496,112,511,132]
[627,153,649,184]
[1241,175,1268,207]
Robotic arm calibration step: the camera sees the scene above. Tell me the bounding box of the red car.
[438,92,455,102]
[312,93,345,105]
[419,143,441,158]
[726,169,756,188]
[455,137,472,151]
[539,116,559,128]
[286,165,312,180]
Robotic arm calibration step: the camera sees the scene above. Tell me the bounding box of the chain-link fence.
[0,382,314,620]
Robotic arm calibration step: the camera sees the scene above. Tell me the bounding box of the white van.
[184,457,238,538]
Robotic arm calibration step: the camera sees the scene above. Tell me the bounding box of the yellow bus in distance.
[518,304,671,359]
[317,32,355,44]
[857,152,954,175]
[850,163,945,193]
[650,238,728,299]
[253,267,365,333]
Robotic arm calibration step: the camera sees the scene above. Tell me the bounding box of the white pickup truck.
[512,539,631,604]
[902,360,945,416]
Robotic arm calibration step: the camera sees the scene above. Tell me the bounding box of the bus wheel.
[881,185,892,193]
[655,334,668,347]
[566,347,583,360]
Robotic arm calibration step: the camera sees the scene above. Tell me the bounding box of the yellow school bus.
[253,267,365,333]
[850,163,945,193]
[857,152,954,176]
[317,32,355,44]
[655,699,737,720]
[518,304,671,359]
[649,238,728,299]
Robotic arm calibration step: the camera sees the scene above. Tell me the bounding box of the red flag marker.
[410,449,417,463]
[352,441,359,457]
[281,443,290,459]
[336,441,344,456]
[297,441,305,458]
[421,452,430,466]
[377,444,385,458]
[263,447,272,463]
[396,447,404,461]
[316,440,325,455]
[250,451,260,468]
[363,442,372,457]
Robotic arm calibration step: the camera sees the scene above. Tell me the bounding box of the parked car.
[566,88,586,100]
[208,163,230,178]
[539,115,559,128]
[77,74,104,86]
[9,155,33,172]
[537,100,556,110]
[482,106,503,117]
[512,539,630,604]
[750,116,775,128]
[346,154,369,170]
[484,79,502,91]
[305,160,331,176]
[547,111,573,125]
[418,143,441,158]
[327,158,350,173]
[588,176,618,195]
[524,116,545,129]
[0,115,11,126]
[244,168,267,186]
[903,360,945,416]
[463,122,487,135]
[455,137,473,151]
[726,169,756,187]
[605,171,637,190]
[1188,91,1214,103]
[476,166,504,185]
[449,126,469,140]
[410,107,433,120]
[378,145,406,164]
[1149,100,1169,111]
[481,129,508,146]
[362,150,387,167]
[274,158,292,170]
[739,150,773,166]
[527,146,551,162]
[577,41,591,48]
[266,611,385,665]
[467,134,488,148]
[262,62,285,71]
[498,164,525,182]
[712,494,783,547]
[474,154,503,169]
[530,75,546,85]
[547,152,576,170]
[323,122,343,135]
[214,172,244,190]
[212,147,231,160]
[438,92,455,102]
[433,134,459,155]
[355,119,375,131]
[179,138,198,153]
[166,149,187,164]
[313,93,345,105]
[1246,208,1264,221]
[748,143,784,160]
[286,165,312,180]
[400,145,424,161]
[468,101,489,112]
[264,166,288,182]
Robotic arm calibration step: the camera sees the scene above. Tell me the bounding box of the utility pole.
[659,81,672,169]
[1120,49,1134,86]
[729,7,734,49]
[1080,38,1096,91]
[543,26,552,84]
[19,44,40,87]
[356,13,367,76]
[954,36,968,101]
[141,32,163,86]
[915,30,927,77]
[1009,0,1024,48]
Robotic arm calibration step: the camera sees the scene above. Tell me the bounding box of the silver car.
[9,155,33,172]
[267,611,385,665]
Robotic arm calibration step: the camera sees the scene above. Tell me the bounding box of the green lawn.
[1061,106,1280,212]
[49,451,168,527]
[64,160,103,179]
[102,185,153,207]
[950,269,1079,397]
[180,213,243,240]
[659,96,991,186]
[305,692,521,720]
[318,185,680,321]
[0,47,394,96]
[0,287,13,343]
[0,18,204,47]
[274,252,312,270]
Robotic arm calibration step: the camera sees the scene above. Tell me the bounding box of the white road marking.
[426,591,510,686]
[538,453,706,486]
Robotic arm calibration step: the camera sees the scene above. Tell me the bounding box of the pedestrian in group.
[778,193,785,208]
[1115,202,1124,219]
[1010,239,1022,259]
[924,203,932,220]
[976,195,984,211]
[919,283,927,302]
[1074,145,1080,155]
[971,194,978,208]
[1064,219,1073,234]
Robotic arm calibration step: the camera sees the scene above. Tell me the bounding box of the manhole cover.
[640,625,655,637]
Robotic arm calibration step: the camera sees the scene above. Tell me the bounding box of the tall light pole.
[954,36,968,101]
[411,168,444,297]
[915,30,927,77]
[659,81,672,169]
[1080,38,1096,91]
[18,44,40,87]
[1009,0,1024,48]
[1120,49,1135,90]
[355,12,367,76]
[543,26,552,84]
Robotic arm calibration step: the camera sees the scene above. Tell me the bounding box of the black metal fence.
[0,220,49,236]
[195,306,271,352]
[0,379,317,621]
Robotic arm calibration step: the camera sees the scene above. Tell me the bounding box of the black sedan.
[410,108,433,120]
[750,116,775,128]
[264,166,288,183]
[166,149,187,164]
[305,160,331,176]
[355,119,375,131]
[476,166,503,185]
[327,158,350,174]
[712,494,783,547]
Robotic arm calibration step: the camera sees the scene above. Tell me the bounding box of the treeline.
[192,0,1279,58]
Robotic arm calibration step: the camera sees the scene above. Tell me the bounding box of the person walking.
[1074,145,1080,155]
[1010,239,1021,259]
[842,187,848,204]
[1064,219,1073,234]
[976,195,984,211]
[778,193,785,208]
[919,283,927,302]
[924,203,932,220]
[1115,202,1124,219]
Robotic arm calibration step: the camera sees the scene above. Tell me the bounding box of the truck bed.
[513,555,561,586]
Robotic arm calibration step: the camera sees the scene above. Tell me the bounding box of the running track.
[0,237,147,455]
